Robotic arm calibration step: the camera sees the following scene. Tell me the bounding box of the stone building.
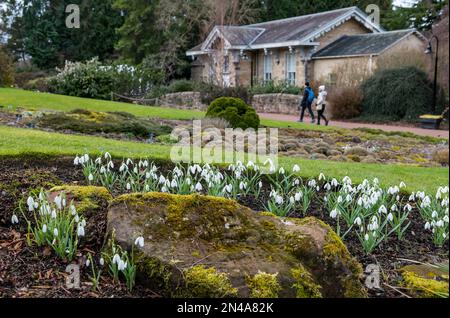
[186,6,427,88]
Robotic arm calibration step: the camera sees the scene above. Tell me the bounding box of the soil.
[0,157,448,298]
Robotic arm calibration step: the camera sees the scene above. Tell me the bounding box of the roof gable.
[312,29,425,59]
[187,6,385,55]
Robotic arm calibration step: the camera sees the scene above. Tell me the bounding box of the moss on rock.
[246,271,282,298]
[401,265,449,298]
[50,185,112,217]
[291,265,322,298]
[183,265,238,298]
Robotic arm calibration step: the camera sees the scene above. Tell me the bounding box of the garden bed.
[0,156,448,298]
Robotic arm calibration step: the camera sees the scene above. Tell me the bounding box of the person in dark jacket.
[298,82,315,123]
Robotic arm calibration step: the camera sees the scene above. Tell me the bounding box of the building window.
[328,73,337,86]
[285,53,296,85]
[263,54,272,82]
[223,55,230,73]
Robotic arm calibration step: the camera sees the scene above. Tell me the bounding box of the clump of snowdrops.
[15,189,87,260]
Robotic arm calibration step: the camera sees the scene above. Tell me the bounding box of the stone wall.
[156,91,302,116]
[251,94,301,115]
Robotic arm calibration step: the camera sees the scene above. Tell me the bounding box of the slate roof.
[187,7,384,55]
[312,30,422,58]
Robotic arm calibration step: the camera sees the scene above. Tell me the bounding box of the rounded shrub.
[0,46,14,87]
[206,97,260,130]
[360,67,435,122]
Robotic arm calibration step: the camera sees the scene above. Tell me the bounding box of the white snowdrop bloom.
[83,154,89,163]
[378,205,387,214]
[104,152,111,160]
[295,192,303,202]
[73,156,80,166]
[224,184,233,194]
[345,194,352,203]
[11,214,19,224]
[420,196,431,209]
[443,233,447,240]
[391,204,398,212]
[133,167,138,174]
[86,259,90,267]
[308,180,317,188]
[99,258,105,266]
[324,183,331,191]
[343,176,352,185]
[118,260,127,271]
[290,197,295,205]
[432,211,439,219]
[417,192,426,200]
[404,204,412,212]
[189,166,196,175]
[409,193,416,202]
[331,179,338,187]
[51,209,57,219]
[126,183,131,191]
[88,173,94,182]
[319,173,326,181]
[27,196,36,211]
[235,170,242,179]
[42,224,47,233]
[443,215,449,223]
[95,157,102,165]
[247,161,255,168]
[259,181,263,189]
[330,209,339,219]
[54,195,62,210]
[373,178,379,185]
[239,182,247,191]
[364,234,370,241]
[159,175,166,184]
[195,182,203,192]
[436,220,444,228]
[161,186,168,193]
[53,228,59,237]
[337,196,343,204]
[293,178,300,186]
[264,158,274,166]
[171,179,178,188]
[119,163,127,172]
[77,224,85,237]
[186,178,192,186]
[275,195,284,205]
[292,165,300,173]
[134,236,145,248]
[112,254,121,265]
[354,217,362,226]
[126,158,133,165]
[387,213,394,222]
[399,182,406,189]
[357,197,363,207]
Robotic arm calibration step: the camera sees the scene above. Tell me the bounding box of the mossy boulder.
[107,193,367,298]
[401,264,449,298]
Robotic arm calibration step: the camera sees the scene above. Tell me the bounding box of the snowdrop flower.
[126,183,131,191]
[354,217,362,226]
[99,258,105,266]
[345,194,352,203]
[247,161,255,168]
[70,205,77,215]
[112,254,121,265]
[337,196,343,204]
[11,214,19,224]
[134,236,145,248]
[118,259,127,271]
[95,157,102,165]
[290,196,295,204]
[421,196,431,209]
[308,180,317,188]
[88,174,94,182]
[357,197,363,206]
[42,224,47,233]
[171,179,178,188]
[319,173,326,181]
[51,209,57,219]
[53,228,59,237]
[293,178,300,186]
[391,204,398,212]
[387,213,394,222]
[295,192,303,202]
[364,234,370,241]
[161,186,168,193]
[324,183,331,191]
[443,215,449,223]
[54,195,63,210]
[86,258,90,267]
[259,181,263,189]
[104,152,111,160]
[195,182,203,192]
[331,178,338,187]
[436,220,444,228]
[77,224,85,237]
[275,195,284,205]
[159,175,166,184]
[119,163,127,172]
[404,204,412,212]
[409,193,416,202]
[74,156,80,165]
[432,211,439,219]
[378,205,387,214]
[224,184,233,194]
[83,154,89,163]
[292,165,300,173]
[330,209,339,219]
[239,182,247,191]
[27,196,36,211]
[126,158,133,165]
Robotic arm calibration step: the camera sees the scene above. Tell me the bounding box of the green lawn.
[0,88,334,132]
[1,125,447,193]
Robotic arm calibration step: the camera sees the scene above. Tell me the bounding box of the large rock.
[107,192,367,298]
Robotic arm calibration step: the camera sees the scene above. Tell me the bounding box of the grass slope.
[0,125,447,193]
[0,88,335,132]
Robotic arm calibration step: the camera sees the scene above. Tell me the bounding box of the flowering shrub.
[72,153,449,254]
[48,58,159,100]
[17,190,86,260]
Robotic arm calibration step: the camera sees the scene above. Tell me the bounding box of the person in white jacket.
[316,85,329,126]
